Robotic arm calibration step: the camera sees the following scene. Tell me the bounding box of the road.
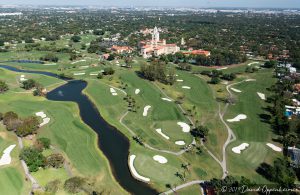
[159,180,204,195]
[17,137,41,191]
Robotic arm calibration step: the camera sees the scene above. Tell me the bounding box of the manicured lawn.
[32,168,69,187]
[155,70,227,160]
[85,72,223,192]
[0,125,31,195]
[225,69,280,181]
[0,69,126,194]
[0,167,24,195]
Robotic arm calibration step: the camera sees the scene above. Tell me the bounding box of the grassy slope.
[0,68,126,194]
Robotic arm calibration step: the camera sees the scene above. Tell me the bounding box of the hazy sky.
[0,0,300,8]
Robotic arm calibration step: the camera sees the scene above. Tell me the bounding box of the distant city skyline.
[0,0,299,8]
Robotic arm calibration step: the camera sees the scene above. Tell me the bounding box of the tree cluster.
[140,60,176,85]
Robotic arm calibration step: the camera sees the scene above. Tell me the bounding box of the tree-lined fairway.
[155,70,227,159]
[0,68,126,194]
[224,69,280,181]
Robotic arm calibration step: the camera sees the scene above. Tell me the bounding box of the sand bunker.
[135,89,140,95]
[153,155,168,164]
[182,86,191,89]
[44,63,57,66]
[248,62,259,66]
[73,72,86,76]
[177,79,183,82]
[177,122,190,133]
[0,145,16,166]
[231,88,242,93]
[35,111,46,118]
[110,88,118,96]
[227,114,247,122]
[40,118,50,127]
[217,67,228,70]
[35,111,50,127]
[257,92,266,100]
[89,71,101,76]
[79,66,89,69]
[71,59,86,64]
[20,75,27,82]
[175,141,186,145]
[143,105,151,116]
[245,79,256,82]
[266,143,282,152]
[232,143,249,154]
[129,155,150,182]
[155,129,170,140]
[161,98,172,102]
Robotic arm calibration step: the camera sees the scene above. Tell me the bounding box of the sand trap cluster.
[257,92,266,100]
[143,105,151,116]
[177,79,183,82]
[35,111,50,127]
[232,143,249,154]
[175,141,186,145]
[182,86,191,89]
[135,89,140,95]
[266,143,282,152]
[231,88,242,93]
[153,155,168,164]
[155,129,170,140]
[0,145,16,166]
[227,114,247,122]
[177,122,190,133]
[110,88,118,96]
[161,98,172,102]
[20,75,27,82]
[73,72,86,76]
[129,155,150,182]
[71,59,86,64]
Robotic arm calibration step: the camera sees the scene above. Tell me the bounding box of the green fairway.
[225,69,280,181]
[155,70,227,159]
[0,68,127,194]
[0,167,24,195]
[84,71,223,192]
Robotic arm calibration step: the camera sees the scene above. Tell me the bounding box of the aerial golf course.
[0,37,282,195]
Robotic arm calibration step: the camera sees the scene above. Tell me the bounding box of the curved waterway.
[0,64,158,195]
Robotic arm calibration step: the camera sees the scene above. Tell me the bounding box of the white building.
[139,26,180,58]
